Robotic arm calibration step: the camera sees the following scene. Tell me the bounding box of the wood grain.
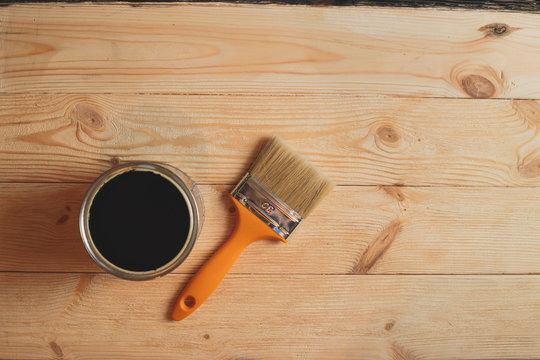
[3,4,540,97]
[2,3,540,358]
[2,94,540,185]
[2,273,540,359]
[2,183,540,274]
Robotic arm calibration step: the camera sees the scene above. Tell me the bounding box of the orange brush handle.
[172,195,285,321]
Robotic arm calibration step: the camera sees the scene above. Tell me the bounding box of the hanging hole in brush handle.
[182,296,196,309]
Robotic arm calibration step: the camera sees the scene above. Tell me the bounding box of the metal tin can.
[79,162,204,280]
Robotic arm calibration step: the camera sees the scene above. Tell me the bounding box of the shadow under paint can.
[79,162,204,280]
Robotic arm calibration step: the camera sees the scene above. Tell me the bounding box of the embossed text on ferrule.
[231,173,302,239]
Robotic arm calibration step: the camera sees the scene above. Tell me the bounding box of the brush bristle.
[248,136,334,218]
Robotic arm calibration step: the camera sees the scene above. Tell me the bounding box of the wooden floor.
[2,3,540,359]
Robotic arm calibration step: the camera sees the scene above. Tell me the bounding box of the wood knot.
[451,61,503,98]
[380,186,405,202]
[385,320,396,331]
[373,123,410,153]
[110,156,120,166]
[479,23,518,38]
[352,219,402,274]
[56,214,69,225]
[512,100,540,127]
[70,103,106,130]
[49,341,64,357]
[203,333,210,340]
[518,156,540,178]
[75,274,94,296]
[493,24,507,35]
[461,75,496,99]
[376,126,401,146]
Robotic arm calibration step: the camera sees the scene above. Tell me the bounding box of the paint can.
[79,162,203,280]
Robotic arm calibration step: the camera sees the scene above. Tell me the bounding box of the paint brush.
[172,136,334,321]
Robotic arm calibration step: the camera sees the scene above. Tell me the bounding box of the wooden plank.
[1,273,540,359]
[2,4,540,97]
[2,94,540,186]
[2,183,540,274]
[4,0,540,12]
[131,0,540,13]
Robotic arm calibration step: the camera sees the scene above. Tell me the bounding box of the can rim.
[79,162,202,281]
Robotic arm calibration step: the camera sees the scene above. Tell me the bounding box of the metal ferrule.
[231,173,302,240]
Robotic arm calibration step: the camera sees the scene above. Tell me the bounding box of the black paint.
[89,170,190,272]
[1,0,540,12]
